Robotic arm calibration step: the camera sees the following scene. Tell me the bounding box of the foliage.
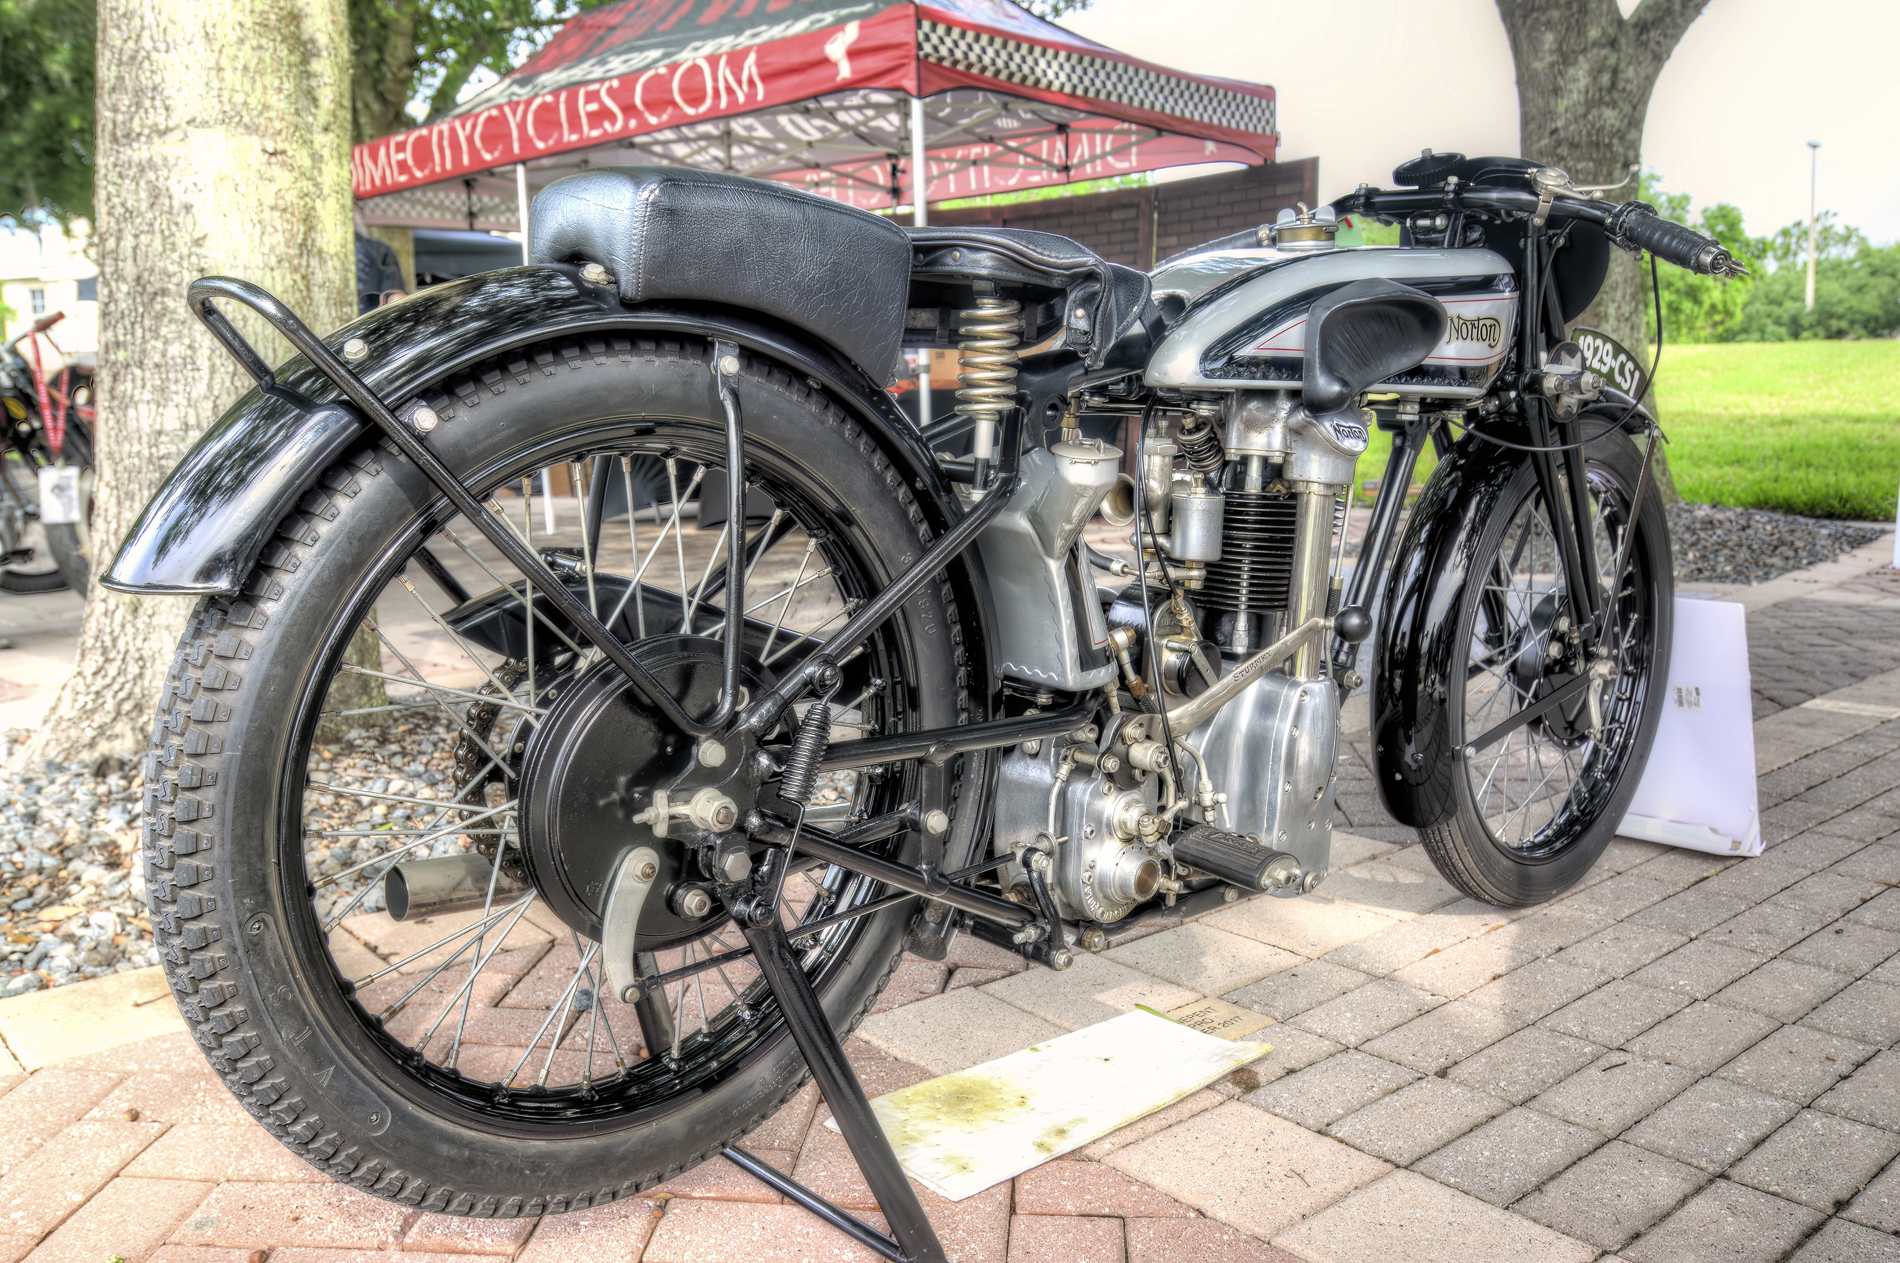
[1336,216,1400,248]
[0,0,95,225]
[936,172,1150,212]
[1652,341,1899,520]
[350,0,615,143]
[1644,174,1900,344]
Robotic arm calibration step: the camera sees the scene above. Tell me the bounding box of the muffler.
[385,853,529,921]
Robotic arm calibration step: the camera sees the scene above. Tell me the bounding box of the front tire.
[1420,430,1671,906]
[142,336,967,1213]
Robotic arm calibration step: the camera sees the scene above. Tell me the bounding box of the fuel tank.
[1145,245,1517,398]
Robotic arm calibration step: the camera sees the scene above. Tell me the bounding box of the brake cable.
[1450,254,1668,455]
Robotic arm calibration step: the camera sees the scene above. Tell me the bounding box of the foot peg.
[1170,824,1302,893]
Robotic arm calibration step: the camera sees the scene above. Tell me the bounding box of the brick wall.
[928,157,1320,269]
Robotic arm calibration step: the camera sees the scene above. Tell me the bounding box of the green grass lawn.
[1652,341,1899,521]
[1350,341,1896,520]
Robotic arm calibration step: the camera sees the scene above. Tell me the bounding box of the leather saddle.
[530,167,1154,382]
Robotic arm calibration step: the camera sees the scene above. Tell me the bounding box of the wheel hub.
[516,635,765,950]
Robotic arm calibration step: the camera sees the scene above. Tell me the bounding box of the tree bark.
[349,0,418,144]
[1496,0,1708,502]
[31,0,353,765]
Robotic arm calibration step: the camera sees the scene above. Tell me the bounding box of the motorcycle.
[0,310,95,595]
[105,151,1743,1257]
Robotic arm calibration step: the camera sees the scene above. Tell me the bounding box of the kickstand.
[727,910,948,1263]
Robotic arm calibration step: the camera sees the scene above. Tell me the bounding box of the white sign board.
[1619,597,1761,856]
[37,464,81,525]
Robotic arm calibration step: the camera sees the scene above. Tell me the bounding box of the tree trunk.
[31,0,353,765]
[1496,0,1709,503]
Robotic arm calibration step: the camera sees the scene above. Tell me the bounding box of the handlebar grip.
[1606,203,1747,277]
[30,311,65,333]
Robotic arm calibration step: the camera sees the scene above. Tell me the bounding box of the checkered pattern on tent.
[918,20,1275,137]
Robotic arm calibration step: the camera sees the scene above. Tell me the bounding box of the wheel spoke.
[295,425,927,1109]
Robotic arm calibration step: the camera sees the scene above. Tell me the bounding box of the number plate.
[1572,326,1649,401]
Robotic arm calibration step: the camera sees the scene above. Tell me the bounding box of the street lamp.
[1806,141,1820,312]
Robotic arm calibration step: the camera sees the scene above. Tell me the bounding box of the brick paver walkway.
[2,538,1897,1263]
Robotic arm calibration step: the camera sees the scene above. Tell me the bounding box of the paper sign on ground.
[1619,596,1762,856]
[831,1008,1270,1201]
[1164,996,1275,1040]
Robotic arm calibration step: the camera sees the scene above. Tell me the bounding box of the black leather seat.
[530,167,913,380]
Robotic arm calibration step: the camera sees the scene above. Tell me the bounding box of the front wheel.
[141,337,970,1214]
[1421,430,1672,906]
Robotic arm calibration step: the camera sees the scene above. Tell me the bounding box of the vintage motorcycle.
[1,311,94,594]
[107,151,1743,1257]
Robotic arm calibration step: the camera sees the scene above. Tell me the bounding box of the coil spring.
[778,698,834,806]
[1176,417,1224,474]
[954,297,1022,422]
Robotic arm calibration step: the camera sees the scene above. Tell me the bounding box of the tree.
[0,0,95,225]
[1495,0,1712,501]
[1646,182,1766,344]
[31,0,353,764]
[349,0,612,144]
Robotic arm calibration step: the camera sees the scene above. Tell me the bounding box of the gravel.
[1667,503,1887,585]
[0,729,153,996]
[0,718,469,999]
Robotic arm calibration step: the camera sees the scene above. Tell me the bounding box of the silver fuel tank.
[1145,245,1518,399]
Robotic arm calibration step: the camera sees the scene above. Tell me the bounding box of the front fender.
[1370,435,1525,828]
[104,264,976,611]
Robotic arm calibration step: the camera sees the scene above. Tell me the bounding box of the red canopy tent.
[353,0,1277,232]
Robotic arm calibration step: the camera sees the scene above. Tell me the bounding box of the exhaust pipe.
[1099,473,1138,526]
[385,853,529,921]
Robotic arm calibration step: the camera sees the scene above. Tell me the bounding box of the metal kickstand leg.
[725,906,947,1263]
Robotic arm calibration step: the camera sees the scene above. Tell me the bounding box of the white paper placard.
[831,1009,1270,1201]
[36,464,81,525]
[1619,596,1761,856]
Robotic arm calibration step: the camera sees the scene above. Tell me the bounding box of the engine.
[991,715,1165,924]
[965,218,1505,923]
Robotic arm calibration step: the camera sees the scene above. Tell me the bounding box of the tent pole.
[516,162,532,265]
[910,94,932,429]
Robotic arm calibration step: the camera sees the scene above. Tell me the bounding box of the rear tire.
[142,336,967,1213]
[1421,430,1671,907]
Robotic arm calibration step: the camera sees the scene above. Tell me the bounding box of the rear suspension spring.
[955,295,1021,483]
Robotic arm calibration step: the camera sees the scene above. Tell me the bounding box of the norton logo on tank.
[1444,312,1503,348]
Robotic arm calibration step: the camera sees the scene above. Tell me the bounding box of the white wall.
[0,221,98,367]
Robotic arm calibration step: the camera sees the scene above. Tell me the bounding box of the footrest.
[1171,824,1301,893]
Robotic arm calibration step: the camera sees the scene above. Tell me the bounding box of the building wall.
[928,157,1320,269]
[0,223,99,368]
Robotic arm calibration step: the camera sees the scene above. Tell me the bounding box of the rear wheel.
[142,337,968,1212]
[1421,431,1671,906]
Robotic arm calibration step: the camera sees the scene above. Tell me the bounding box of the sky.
[1063,0,1900,246]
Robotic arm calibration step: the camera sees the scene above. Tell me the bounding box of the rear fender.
[105,262,996,704]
